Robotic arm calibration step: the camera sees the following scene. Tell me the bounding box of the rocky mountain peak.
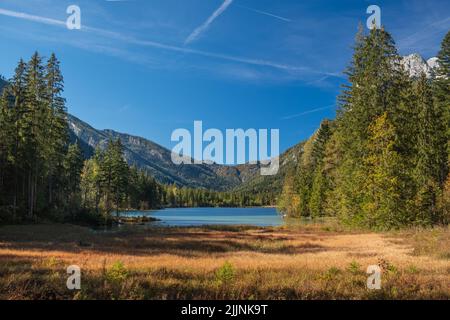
[401,53,439,78]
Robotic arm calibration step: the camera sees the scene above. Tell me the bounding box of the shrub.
[106,261,128,284]
[215,261,235,285]
[322,267,341,281]
[348,261,362,274]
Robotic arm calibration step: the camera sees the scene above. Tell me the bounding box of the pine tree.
[0,87,13,212]
[413,74,448,224]
[80,148,103,213]
[23,52,48,219]
[44,53,68,208]
[320,130,343,217]
[97,139,129,216]
[309,166,327,218]
[435,31,450,168]
[363,113,409,229]
[9,59,27,219]
[277,167,300,216]
[415,75,446,183]
[308,121,332,217]
[335,26,411,226]
[435,31,450,223]
[64,143,84,218]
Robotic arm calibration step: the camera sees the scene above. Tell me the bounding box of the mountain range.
[68,114,298,192]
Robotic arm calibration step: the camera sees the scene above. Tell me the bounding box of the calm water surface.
[121,207,285,227]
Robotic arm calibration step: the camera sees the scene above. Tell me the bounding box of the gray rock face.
[401,53,439,78]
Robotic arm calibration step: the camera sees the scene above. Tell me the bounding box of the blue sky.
[0,0,449,154]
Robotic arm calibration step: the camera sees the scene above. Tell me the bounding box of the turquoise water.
[121,207,284,227]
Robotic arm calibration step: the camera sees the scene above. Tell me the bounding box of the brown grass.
[0,223,449,300]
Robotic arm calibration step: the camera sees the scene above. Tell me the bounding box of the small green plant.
[407,265,419,274]
[322,267,341,281]
[348,261,361,274]
[386,263,398,275]
[378,258,397,274]
[439,252,450,260]
[44,257,60,268]
[215,261,235,285]
[106,261,129,284]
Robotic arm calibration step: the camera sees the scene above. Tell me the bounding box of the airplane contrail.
[0,8,65,27]
[184,0,233,45]
[282,105,335,120]
[236,4,291,22]
[0,7,341,78]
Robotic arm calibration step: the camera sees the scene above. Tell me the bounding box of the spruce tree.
[335,26,411,226]
[363,112,408,229]
[23,52,47,219]
[45,53,68,208]
[308,121,332,217]
[9,59,27,219]
[435,31,450,222]
[64,143,84,218]
[413,74,447,224]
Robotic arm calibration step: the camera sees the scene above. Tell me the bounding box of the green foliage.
[0,53,79,222]
[162,184,268,208]
[215,261,235,285]
[322,267,341,281]
[98,139,129,216]
[106,261,129,284]
[278,28,450,229]
[278,120,333,218]
[347,261,362,275]
[277,167,301,216]
[1,27,449,231]
[362,112,410,229]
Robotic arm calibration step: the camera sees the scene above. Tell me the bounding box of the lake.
[121,207,284,227]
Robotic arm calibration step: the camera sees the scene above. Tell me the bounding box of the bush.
[215,261,235,285]
[106,261,128,284]
[348,261,362,274]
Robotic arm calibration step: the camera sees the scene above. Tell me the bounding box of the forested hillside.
[68,114,260,191]
[68,113,295,200]
[233,141,304,196]
[278,28,450,229]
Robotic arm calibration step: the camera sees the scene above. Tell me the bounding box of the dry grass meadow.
[0,222,449,300]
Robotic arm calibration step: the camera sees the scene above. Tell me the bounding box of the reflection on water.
[121,207,284,227]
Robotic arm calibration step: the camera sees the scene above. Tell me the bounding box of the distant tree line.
[278,28,450,229]
[163,184,274,208]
